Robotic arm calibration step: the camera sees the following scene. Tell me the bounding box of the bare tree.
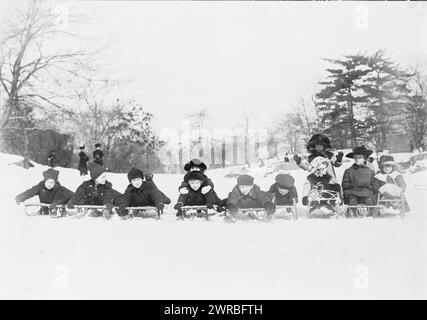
[0,0,96,149]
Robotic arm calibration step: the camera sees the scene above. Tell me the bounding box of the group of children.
[15,133,410,219]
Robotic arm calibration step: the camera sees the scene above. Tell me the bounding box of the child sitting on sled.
[67,162,122,218]
[15,168,74,216]
[225,174,276,220]
[174,171,221,217]
[268,173,298,212]
[341,146,376,217]
[293,134,343,182]
[117,167,170,218]
[373,155,410,213]
[301,157,342,210]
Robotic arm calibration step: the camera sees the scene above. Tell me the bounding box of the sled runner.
[125,206,162,220]
[377,194,406,219]
[73,205,115,220]
[275,205,298,220]
[224,208,273,223]
[180,205,218,221]
[344,205,383,218]
[306,186,342,219]
[23,203,67,218]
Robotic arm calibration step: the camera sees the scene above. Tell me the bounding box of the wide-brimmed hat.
[184,170,205,183]
[346,146,373,159]
[183,159,207,172]
[79,145,85,150]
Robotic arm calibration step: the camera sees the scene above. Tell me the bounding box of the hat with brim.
[346,146,373,159]
[379,155,396,168]
[184,170,205,183]
[95,143,101,148]
[306,134,332,151]
[184,159,207,172]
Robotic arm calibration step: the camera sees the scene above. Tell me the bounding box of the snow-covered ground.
[0,152,426,299]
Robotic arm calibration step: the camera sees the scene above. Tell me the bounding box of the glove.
[174,203,183,210]
[201,185,212,195]
[179,187,189,195]
[302,196,309,206]
[206,203,214,209]
[144,173,153,181]
[226,203,238,214]
[293,154,301,165]
[156,203,165,211]
[264,202,276,215]
[336,151,344,163]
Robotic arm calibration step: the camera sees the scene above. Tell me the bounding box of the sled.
[306,187,343,219]
[224,208,273,223]
[23,203,67,218]
[180,205,218,221]
[376,194,406,219]
[72,205,116,220]
[125,206,162,220]
[275,205,298,220]
[344,205,383,218]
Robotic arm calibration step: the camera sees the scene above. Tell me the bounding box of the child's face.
[95,172,107,185]
[189,179,202,191]
[278,187,289,195]
[315,144,324,152]
[383,165,393,174]
[44,179,55,190]
[131,177,143,188]
[354,155,365,165]
[239,185,253,195]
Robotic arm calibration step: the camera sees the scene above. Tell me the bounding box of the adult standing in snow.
[293,134,343,182]
[78,145,89,176]
[284,153,290,162]
[47,150,56,167]
[93,143,104,166]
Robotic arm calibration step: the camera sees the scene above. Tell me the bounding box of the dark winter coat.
[373,170,410,212]
[226,184,272,209]
[78,151,89,173]
[118,181,166,216]
[179,172,214,191]
[16,181,74,205]
[67,180,121,208]
[342,164,375,201]
[268,183,298,205]
[177,186,220,207]
[93,150,104,166]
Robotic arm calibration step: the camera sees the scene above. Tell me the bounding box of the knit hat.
[88,162,105,180]
[42,168,59,181]
[184,159,207,172]
[379,155,396,168]
[275,174,295,189]
[184,170,205,183]
[237,174,254,186]
[346,145,373,159]
[127,167,144,182]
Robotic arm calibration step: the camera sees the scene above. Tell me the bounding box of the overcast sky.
[4,1,427,134]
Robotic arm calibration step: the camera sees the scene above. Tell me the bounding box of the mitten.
[201,185,212,194]
[179,187,189,195]
[336,151,344,163]
[293,154,302,165]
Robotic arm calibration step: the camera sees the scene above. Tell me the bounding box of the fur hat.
[95,143,101,148]
[88,162,105,180]
[42,168,59,181]
[184,170,205,183]
[183,159,207,172]
[379,155,396,168]
[275,174,295,189]
[346,146,373,159]
[237,174,254,186]
[127,167,144,182]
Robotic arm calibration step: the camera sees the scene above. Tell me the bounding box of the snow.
[0,152,426,299]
